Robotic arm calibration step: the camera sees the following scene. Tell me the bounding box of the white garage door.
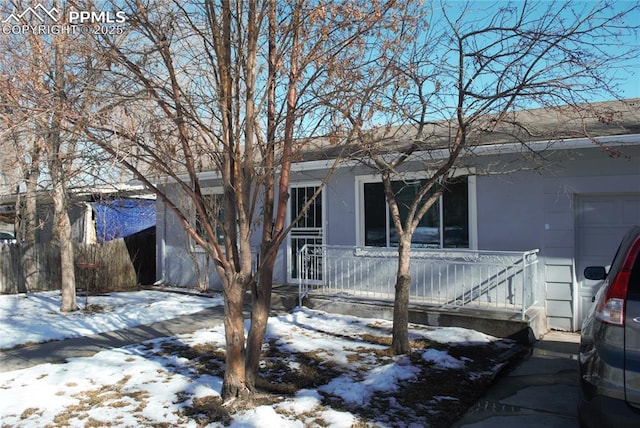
[576,194,640,327]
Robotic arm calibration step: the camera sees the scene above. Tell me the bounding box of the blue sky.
[404,0,640,121]
[420,0,640,101]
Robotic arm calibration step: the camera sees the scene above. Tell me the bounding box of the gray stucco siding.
[474,171,544,252]
[325,169,358,247]
[545,262,575,330]
[545,264,573,285]
[156,180,226,289]
[155,140,640,333]
[540,144,640,330]
[468,144,640,330]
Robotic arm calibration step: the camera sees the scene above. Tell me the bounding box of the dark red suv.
[578,225,640,427]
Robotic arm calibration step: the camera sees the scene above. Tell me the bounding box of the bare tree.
[0,125,41,293]
[0,1,108,309]
[0,8,44,293]
[80,0,414,403]
[355,0,640,354]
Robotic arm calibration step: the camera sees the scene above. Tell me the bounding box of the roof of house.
[0,183,154,222]
[295,98,640,162]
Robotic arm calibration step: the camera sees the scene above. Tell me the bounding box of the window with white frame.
[362,177,469,248]
[194,192,225,247]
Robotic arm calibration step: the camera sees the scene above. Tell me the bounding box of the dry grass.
[19,408,41,420]
[10,321,525,427]
[150,329,524,428]
[48,375,152,427]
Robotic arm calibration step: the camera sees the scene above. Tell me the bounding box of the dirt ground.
[157,327,527,427]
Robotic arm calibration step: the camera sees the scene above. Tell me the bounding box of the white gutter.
[462,133,640,158]
[291,133,640,172]
[142,133,640,182]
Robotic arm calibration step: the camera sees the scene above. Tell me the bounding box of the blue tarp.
[93,199,156,243]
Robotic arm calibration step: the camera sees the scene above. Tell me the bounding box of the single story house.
[156,98,640,332]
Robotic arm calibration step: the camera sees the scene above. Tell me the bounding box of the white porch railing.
[297,245,539,320]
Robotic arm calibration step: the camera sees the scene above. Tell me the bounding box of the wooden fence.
[0,239,139,294]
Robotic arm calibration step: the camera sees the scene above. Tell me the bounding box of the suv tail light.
[595,236,640,326]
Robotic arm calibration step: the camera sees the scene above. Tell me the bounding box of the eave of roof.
[0,183,154,208]
[292,98,640,168]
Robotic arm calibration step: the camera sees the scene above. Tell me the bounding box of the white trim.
[468,133,640,156]
[141,134,640,185]
[438,195,444,248]
[283,134,640,174]
[286,182,326,284]
[82,203,95,244]
[467,176,478,250]
[354,172,478,249]
[201,186,223,195]
[191,187,224,253]
[291,159,348,172]
[352,174,385,247]
[297,134,640,173]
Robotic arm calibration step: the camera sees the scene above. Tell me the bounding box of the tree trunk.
[245,245,275,389]
[391,238,412,354]
[221,274,249,402]
[21,162,40,292]
[52,181,77,312]
[245,0,278,388]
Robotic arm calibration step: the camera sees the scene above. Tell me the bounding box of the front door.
[288,185,323,283]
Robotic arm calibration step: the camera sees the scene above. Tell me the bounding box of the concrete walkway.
[453,330,581,428]
[0,306,225,373]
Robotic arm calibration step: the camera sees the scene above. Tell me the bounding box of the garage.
[576,194,640,327]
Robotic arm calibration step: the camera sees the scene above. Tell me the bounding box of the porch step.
[270,284,300,312]
[301,294,546,345]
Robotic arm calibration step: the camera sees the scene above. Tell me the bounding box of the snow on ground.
[0,289,224,349]
[0,290,510,427]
